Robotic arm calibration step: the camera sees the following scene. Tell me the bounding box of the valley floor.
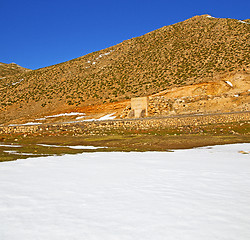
[0,112,249,161]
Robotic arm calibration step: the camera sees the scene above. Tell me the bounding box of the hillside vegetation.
[0,15,249,123]
[0,62,30,78]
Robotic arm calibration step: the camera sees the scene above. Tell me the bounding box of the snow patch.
[8,122,42,126]
[37,144,106,149]
[0,144,21,148]
[12,79,24,86]
[98,113,116,120]
[3,150,44,156]
[238,20,250,24]
[87,50,114,65]
[3,150,17,154]
[9,113,115,127]
[94,50,114,61]
[67,146,107,150]
[36,112,85,120]
[37,144,64,148]
[206,15,215,18]
[22,122,42,126]
[79,113,116,122]
[225,81,233,87]
[96,51,112,60]
[76,116,86,120]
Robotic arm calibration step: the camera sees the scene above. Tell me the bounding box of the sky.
[0,0,249,70]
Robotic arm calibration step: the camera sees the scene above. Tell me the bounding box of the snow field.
[0,143,249,240]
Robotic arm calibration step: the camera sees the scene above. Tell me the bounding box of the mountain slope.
[0,15,249,123]
[0,62,30,78]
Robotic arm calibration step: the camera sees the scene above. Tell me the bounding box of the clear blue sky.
[1,0,249,70]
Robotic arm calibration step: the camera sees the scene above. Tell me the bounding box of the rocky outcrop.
[121,70,250,118]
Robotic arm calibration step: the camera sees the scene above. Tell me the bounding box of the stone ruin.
[130,97,148,118]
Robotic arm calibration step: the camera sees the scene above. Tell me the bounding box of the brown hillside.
[0,62,30,78]
[0,15,249,123]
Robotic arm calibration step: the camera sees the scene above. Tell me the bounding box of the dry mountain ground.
[0,14,249,124]
[0,62,30,78]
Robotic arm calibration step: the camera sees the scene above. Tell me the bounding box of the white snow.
[12,79,24,86]
[3,150,18,154]
[238,20,250,24]
[0,144,21,148]
[76,115,86,120]
[9,113,115,127]
[206,17,249,24]
[77,113,116,122]
[8,122,42,126]
[36,144,66,148]
[225,81,233,87]
[37,144,106,149]
[79,118,98,122]
[3,150,43,156]
[22,122,42,126]
[98,112,116,120]
[67,145,106,149]
[87,50,113,66]
[94,51,113,62]
[36,112,85,120]
[0,143,250,240]
[96,52,111,59]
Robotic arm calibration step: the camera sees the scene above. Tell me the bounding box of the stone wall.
[0,112,249,135]
[148,91,250,116]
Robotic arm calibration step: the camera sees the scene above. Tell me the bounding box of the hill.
[0,14,249,124]
[0,62,30,78]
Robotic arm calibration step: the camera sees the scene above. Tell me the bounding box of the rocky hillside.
[0,62,30,78]
[0,15,249,123]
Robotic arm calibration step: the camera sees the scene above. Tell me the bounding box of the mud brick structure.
[131,97,148,118]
